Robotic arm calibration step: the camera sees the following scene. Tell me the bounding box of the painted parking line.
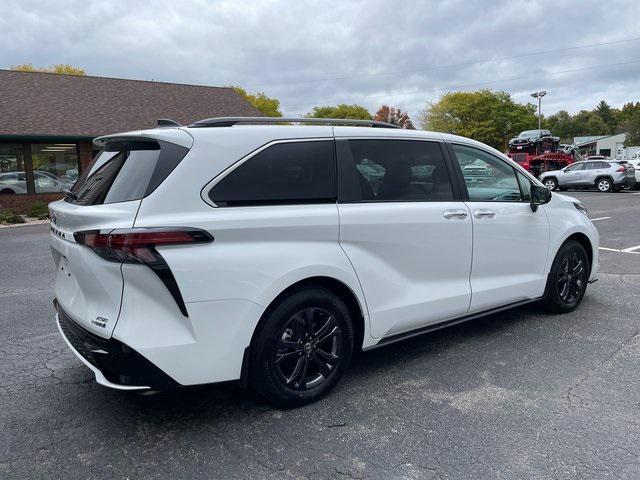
[599,246,640,255]
[590,216,611,221]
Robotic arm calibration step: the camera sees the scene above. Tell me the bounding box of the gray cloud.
[1,0,639,122]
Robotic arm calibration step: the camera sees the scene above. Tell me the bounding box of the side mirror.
[530,185,552,212]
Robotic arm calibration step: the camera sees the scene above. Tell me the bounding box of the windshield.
[517,130,542,139]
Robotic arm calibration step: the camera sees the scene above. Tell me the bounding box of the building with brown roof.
[0,70,260,211]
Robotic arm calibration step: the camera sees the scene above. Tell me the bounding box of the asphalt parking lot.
[2,190,639,479]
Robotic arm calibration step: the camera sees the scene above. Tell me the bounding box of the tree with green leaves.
[418,90,537,149]
[305,104,372,120]
[543,110,578,143]
[594,100,619,135]
[232,86,282,117]
[11,63,86,75]
[374,105,415,129]
[624,111,640,147]
[620,102,640,126]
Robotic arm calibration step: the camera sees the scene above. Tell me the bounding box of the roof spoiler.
[188,116,400,129]
[157,118,182,128]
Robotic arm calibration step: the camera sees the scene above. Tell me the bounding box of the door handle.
[473,209,496,219]
[443,209,468,219]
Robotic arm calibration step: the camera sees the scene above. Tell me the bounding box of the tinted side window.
[565,163,585,172]
[209,141,336,207]
[451,144,522,202]
[516,171,532,201]
[338,140,454,202]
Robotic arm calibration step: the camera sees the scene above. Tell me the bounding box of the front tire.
[543,177,558,191]
[542,240,589,313]
[249,286,354,407]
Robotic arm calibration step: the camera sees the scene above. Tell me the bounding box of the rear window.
[208,141,336,207]
[67,140,188,205]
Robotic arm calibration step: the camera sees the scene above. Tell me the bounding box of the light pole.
[531,91,547,130]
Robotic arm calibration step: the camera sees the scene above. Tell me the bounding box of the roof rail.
[157,118,182,127]
[188,116,400,129]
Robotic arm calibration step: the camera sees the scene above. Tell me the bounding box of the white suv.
[50,117,599,406]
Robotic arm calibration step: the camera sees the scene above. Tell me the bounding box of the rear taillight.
[74,228,213,263]
[616,167,625,172]
[74,227,213,317]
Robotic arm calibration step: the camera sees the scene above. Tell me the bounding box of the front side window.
[451,144,522,202]
[209,141,336,207]
[565,163,585,172]
[338,140,454,202]
[516,171,532,201]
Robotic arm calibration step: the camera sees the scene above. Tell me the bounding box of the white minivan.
[50,117,599,406]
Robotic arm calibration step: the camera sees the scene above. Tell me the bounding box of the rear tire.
[542,240,589,314]
[249,286,354,407]
[543,177,558,191]
[595,177,613,192]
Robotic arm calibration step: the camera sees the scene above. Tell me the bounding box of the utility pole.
[531,91,547,130]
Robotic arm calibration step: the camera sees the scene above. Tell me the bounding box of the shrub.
[0,212,26,224]
[27,201,49,219]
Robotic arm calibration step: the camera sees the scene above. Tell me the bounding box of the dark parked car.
[508,129,560,154]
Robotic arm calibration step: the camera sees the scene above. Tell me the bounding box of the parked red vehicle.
[506,129,578,177]
[507,151,577,178]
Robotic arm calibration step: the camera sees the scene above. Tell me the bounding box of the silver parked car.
[539,160,636,192]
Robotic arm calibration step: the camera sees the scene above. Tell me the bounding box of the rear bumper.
[55,300,179,390]
[613,176,636,187]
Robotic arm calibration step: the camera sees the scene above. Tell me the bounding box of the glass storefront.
[31,143,79,193]
[0,144,28,194]
[0,142,80,195]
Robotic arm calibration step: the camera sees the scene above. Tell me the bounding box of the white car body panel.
[50,200,140,338]
[49,125,599,390]
[338,202,472,338]
[465,201,550,312]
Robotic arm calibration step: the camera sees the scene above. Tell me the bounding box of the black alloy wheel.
[556,251,587,306]
[543,240,589,313]
[273,307,342,390]
[249,286,354,407]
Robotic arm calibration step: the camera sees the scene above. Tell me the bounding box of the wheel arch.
[238,275,367,388]
[594,175,614,187]
[562,232,594,275]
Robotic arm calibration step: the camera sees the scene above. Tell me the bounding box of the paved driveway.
[2,191,639,479]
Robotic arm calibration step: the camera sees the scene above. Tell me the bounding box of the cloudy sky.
[2,0,639,122]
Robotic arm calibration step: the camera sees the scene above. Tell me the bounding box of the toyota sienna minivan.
[50,117,599,406]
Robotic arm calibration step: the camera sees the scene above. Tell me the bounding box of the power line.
[241,36,640,89]
[281,58,640,112]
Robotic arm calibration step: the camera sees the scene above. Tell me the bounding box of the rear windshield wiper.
[64,189,78,200]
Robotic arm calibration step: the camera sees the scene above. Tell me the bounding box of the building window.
[0,142,80,195]
[31,143,79,193]
[0,144,27,194]
[598,148,611,157]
